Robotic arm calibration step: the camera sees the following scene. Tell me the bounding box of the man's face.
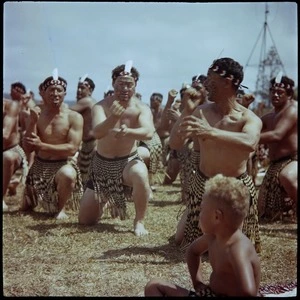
[77,82,91,100]
[269,87,288,107]
[21,93,32,106]
[150,96,162,109]
[10,87,25,101]
[43,85,66,107]
[204,70,222,102]
[113,76,136,102]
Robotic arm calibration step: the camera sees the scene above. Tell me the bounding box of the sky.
[3,1,298,105]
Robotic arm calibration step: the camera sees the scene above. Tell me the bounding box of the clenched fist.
[110,100,126,117]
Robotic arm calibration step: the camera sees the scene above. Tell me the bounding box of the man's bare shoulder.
[194,102,213,116]
[136,99,151,109]
[243,106,263,123]
[78,96,97,105]
[65,107,83,120]
[288,99,298,112]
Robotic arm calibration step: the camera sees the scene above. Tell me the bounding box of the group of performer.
[3,57,297,297]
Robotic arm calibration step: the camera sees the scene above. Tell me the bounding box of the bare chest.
[115,109,140,128]
[213,114,245,132]
[37,113,70,142]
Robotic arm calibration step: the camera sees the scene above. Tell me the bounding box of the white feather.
[52,68,58,80]
[275,71,283,84]
[195,73,201,81]
[80,73,89,83]
[124,60,133,73]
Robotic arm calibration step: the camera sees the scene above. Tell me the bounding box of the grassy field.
[2,172,297,296]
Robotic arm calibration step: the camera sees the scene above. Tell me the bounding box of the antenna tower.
[245,3,286,107]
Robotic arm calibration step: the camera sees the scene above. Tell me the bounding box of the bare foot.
[3,200,9,212]
[134,221,148,236]
[7,181,19,196]
[56,210,69,220]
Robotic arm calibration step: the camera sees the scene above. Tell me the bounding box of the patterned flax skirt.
[89,151,142,220]
[78,139,96,187]
[24,156,83,213]
[140,131,162,174]
[259,155,297,221]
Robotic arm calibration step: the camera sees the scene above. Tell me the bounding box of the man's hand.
[183,87,205,115]
[110,100,126,117]
[110,123,128,138]
[243,93,255,106]
[179,110,211,138]
[167,109,181,122]
[167,89,178,105]
[29,107,40,124]
[23,132,42,151]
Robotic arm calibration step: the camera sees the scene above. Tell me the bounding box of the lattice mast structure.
[245,3,286,107]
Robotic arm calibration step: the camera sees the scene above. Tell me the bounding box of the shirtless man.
[138,93,163,188]
[78,62,155,236]
[70,75,97,188]
[169,57,262,253]
[257,75,297,221]
[6,82,29,195]
[21,71,84,219]
[3,98,28,211]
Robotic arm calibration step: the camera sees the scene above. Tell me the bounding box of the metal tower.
[245,3,286,107]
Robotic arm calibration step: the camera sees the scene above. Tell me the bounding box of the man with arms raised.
[169,57,262,253]
[21,70,84,219]
[78,61,155,236]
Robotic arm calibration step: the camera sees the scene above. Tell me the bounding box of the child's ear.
[215,209,223,222]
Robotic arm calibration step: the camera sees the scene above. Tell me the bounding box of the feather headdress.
[112,59,139,82]
[275,71,283,84]
[52,68,58,80]
[41,68,67,91]
[124,60,133,74]
[79,74,89,83]
[272,70,292,90]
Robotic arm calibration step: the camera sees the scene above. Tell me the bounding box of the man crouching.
[78,61,154,236]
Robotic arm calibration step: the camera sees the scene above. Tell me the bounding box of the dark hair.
[112,64,139,83]
[136,92,142,99]
[210,57,244,90]
[81,77,95,91]
[192,74,207,83]
[150,93,163,101]
[270,75,294,97]
[11,82,26,94]
[104,89,114,97]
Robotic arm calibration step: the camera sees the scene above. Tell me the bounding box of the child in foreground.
[144,174,261,297]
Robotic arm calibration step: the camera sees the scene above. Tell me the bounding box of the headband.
[209,62,248,89]
[272,82,292,90]
[112,60,138,82]
[209,63,241,86]
[78,73,91,89]
[12,86,26,94]
[271,71,292,90]
[41,68,67,92]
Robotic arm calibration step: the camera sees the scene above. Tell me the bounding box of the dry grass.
[3,172,297,296]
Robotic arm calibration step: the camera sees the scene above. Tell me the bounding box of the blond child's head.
[200,174,250,232]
